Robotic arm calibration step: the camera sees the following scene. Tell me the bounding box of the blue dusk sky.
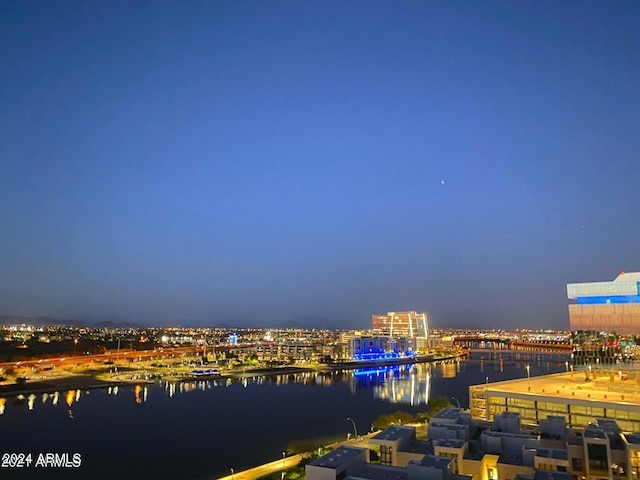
[1,1,639,329]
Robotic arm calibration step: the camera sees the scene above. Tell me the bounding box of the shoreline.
[0,352,463,398]
[0,374,152,397]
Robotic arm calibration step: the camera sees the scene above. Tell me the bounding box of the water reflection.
[1,353,571,417]
[440,362,456,378]
[66,389,75,418]
[134,385,142,404]
[351,363,433,406]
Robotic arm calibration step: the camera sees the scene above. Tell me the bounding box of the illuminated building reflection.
[351,363,433,406]
[66,390,75,418]
[439,362,456,378]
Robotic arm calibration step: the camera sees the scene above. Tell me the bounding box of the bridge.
[452,335,572,352]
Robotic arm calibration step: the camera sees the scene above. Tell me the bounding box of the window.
[572,457,584,472]
[587,443,609,471]
[630,449,640,477]
[380,445,393,466]
[439,452,459,474]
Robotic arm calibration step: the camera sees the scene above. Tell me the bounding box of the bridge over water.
[452,336,572,352]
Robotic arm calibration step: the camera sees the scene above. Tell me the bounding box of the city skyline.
[1,2,639,329]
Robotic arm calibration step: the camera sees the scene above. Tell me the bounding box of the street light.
[282,451,286,469]
[347,417,358,440]
[230,468,234,480]
[526,364,531,391]
[451,396,461,408]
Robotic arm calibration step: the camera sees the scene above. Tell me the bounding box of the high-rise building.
[372,311,428,338]
[567,272,640,335]
[469,370,640,433]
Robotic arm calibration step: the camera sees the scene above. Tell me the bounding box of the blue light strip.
[577,295,640,305]
[354,366,402,376]
[352,351,416,361]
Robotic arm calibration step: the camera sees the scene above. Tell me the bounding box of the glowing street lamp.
[526,364,531,391]
[230,468,234,480]
[451,396,461,408]
[347,417,358,440]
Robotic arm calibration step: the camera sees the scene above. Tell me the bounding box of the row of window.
[475,394,640,430]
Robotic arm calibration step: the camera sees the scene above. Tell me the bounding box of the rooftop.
[347,465,408,480]
[533,470,572,480]
[433,439,466,449]
[583,427,607,440]
[431,407,465,422]
[471,371,640,416]
[567,272,640,299]
[309,446,366,468]
[536,448,568,460]
[431,423,468,431]
[371,426,415,442]
[498,453,524,466]
[413,455,452,469]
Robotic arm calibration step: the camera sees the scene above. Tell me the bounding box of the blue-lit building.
[350,336,415,361]
[567,272,640,335]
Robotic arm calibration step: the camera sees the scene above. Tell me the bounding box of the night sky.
[1,1,639,329]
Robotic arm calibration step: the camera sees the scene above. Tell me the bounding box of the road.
[216,454,306,480]
[0,346,202,372]
[213,432,383,480]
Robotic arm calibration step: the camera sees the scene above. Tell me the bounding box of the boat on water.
[191,368,221,377]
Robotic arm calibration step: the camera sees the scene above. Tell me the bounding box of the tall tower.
[567,272,640,335]
[372,311,429,338]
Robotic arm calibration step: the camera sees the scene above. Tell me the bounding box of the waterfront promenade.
[214,453,305,480]
[0,351,463,397]
[3,352,569,480]
[213,432,383,480]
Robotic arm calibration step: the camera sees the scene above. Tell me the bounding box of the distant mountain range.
[0,314,142,329]
[0,315,344,330]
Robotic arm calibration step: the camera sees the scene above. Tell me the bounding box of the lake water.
[0,351,570,480]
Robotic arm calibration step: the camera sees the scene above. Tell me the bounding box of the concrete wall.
[397,452,430,468]
[460,454,499,480]
[306,465,342,480]
[496,462,531,480]
[568,304,640,336]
